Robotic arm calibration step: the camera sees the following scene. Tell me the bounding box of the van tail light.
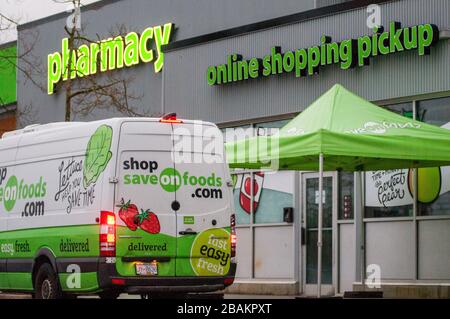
[224,277,235,286]
[230,214,236,258]
[100,211,116,257]
[160,113,183,124]
[112,278,125,286]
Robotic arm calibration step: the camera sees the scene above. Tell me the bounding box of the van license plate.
[136,263,158,276]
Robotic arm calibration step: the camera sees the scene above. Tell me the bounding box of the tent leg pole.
[317,153,323,298]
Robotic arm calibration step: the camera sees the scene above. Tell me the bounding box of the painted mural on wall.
[365,122,450,208]
[233,171,293,224]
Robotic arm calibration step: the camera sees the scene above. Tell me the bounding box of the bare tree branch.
[57,0,146,121]
[0,12,18,29]
[1,0,146,125]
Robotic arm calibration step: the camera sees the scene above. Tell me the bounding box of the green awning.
[226,84,450,171]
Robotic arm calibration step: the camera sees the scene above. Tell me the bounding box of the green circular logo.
[159,168,181,192]
[190,228,231,276]
[4,175,18,212]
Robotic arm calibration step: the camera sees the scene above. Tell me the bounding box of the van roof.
[2,122,85,138]
[1,117,216,139]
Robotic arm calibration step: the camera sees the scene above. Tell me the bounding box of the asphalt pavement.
[0,292,295,299]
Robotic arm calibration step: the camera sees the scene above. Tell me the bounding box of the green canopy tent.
[225,84,450,297]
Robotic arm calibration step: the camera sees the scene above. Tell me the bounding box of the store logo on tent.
[286,127,305,135]
[346,121,421,134]
[363,122,387,134]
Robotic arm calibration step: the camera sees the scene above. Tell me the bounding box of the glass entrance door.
[302,173,336,296]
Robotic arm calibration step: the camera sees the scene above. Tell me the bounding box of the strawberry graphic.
[118,200,139,231]
[135,209,160,234]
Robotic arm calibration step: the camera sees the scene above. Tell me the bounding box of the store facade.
[15,0,450,297]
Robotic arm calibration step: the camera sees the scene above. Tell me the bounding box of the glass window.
[384,102,413,118]
[305,176,333,284]
[338,172,354,220]
[222,124,253,143]
[417,97,450,126]
[232,173,251,225]
[225,125,253,225]
[227,120,294,225]
[364,103,414,218]
[253,171,294,224]
[232,171,294,225]
[254,119,290,136]
[364,169,413,218]
[416,97,450,216]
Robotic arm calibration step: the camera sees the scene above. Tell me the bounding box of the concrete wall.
[353,283,450,299]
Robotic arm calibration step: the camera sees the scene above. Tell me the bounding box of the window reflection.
[417,97,450,216]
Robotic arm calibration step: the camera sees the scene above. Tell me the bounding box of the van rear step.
[126,284,225,294]
[343,291,383,298]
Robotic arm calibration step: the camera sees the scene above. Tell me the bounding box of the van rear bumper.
[97,258,236,294]
[125,283,226,294]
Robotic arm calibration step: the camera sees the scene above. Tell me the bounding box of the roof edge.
[0,103,17,115]
[162,0,396,52]
[17,0,124,31]
[0,41,17,50]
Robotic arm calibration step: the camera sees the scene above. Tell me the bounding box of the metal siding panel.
[16,0,315,126]
[254,226,294,279]
[338,223,355,293]
[365,221,415,280]
[418,219,450,280]
[235,228,252,279]
[164,0,450,123]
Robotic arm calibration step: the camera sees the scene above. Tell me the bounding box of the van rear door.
[172,122,233,277]
[115,121,177,277]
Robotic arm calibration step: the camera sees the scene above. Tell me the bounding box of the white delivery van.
[0,115,236,299]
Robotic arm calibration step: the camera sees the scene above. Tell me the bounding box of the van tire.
[34,263,63,299]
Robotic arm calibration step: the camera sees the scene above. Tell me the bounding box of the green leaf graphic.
[83,125,113,188]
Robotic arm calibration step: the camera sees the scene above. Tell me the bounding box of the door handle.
[179,230,198,236]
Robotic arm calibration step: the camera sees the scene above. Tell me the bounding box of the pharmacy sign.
[47,23,173,94]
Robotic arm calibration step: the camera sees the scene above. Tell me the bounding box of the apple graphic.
[239,172,264,214]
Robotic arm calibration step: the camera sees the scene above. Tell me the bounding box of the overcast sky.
[0,0,101,44]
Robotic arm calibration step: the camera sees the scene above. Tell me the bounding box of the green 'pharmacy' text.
[206,22,439,86]
[47,23,173,95]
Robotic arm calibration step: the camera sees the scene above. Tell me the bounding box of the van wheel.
[98,290,121,299]
[34,263,62,299]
